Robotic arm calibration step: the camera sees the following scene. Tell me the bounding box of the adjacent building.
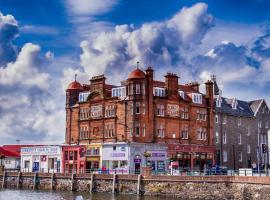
[213,75,270,169]
[65,67,215,171]
[21,146,62,173]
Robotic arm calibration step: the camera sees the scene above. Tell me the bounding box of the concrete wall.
[2,172,270,199]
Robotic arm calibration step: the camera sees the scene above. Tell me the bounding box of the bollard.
[33,172,37,190]
[17,171,21,189]
[137,174,141,195]
[51,172,54,190]
[1,171,6,189]
[112,173,116,194]
[89,173,94,193]
[71,173,75,191]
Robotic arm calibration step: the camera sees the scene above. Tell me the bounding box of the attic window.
[178,90,185,99]
[153,87,166,97]
[79,92,90,102]
[192,93,202,104]
[112,87,126,98]
[232,98,238,110]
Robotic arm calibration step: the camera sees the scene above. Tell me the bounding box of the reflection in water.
[0,189,172,200]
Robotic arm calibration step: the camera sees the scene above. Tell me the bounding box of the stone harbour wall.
[2,172,270,199]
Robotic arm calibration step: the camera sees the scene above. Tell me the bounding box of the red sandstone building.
[65,67,215,171]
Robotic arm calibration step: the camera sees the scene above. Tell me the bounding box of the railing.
[18,168,270,177]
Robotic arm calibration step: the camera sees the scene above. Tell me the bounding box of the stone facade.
[213,76,270,170]
[65,67,215,170]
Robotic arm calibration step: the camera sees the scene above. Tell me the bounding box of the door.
[33,162,39,172]
[135,163,140,174]
[86,161,92,173]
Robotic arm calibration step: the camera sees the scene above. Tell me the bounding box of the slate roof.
[214,97,254,117]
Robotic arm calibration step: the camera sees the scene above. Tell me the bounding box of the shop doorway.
[86,161,92,173]
[135,163,140,174]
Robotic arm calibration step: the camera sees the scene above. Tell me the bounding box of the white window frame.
[247,144,251,154]
[215,132,219,143]
[238,134,242,144]
[112,87,126,98]
[192,93,202,104]
[153,87,166,97]
[223,150,228,162]
[79,92,90,102]
[178,90,185,99]
[223,132,227,144]
[238,118,242,126]
[239,152,242,162]
[135,84,140,94]
[215,115,219,123]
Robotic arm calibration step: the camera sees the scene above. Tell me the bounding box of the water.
[0,189,171,200]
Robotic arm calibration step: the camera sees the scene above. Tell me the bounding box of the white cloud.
[21,25,60,35]
[0,11,19,66]
[77,3,213,83]
[65,0,118,16]
[0,43,50,90]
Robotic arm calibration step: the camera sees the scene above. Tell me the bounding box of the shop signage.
[151,152,166,157]
[134,155,141,163]
[111,153,125,157]
[21,146,61,156]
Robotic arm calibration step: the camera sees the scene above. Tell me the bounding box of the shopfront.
[168,144,215,171]
[102,143,129,174]
[62,145,85,173]
[129,143,168,174]
[85,144,102,172]
[21,146,62,173]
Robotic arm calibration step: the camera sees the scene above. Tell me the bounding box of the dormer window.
[79,92,90,102]
[153,87,166,97]
[216,95,222,107]
[231,98,237,109]
[178,90,185,99]
[192,93,202,104]
[112,87,126,98]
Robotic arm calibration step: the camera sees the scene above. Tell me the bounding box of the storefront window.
[65,151,68,160]
[120,160,128,168]
[157,161,165,172]
[24,160,30,168]
[69,151,73,160]
[113,161,118,169]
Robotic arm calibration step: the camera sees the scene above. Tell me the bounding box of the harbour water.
[0,189,172,200]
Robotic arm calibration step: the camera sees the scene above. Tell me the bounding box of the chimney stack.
[165,72,179,96]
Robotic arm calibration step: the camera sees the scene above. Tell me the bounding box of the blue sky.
[0,0,270,144]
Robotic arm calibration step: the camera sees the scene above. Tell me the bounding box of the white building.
[102,142,168,174]
[20,146,62,173]
[0,147,20,170]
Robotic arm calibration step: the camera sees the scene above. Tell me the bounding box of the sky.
[0,0,270,145]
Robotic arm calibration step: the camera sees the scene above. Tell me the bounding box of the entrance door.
[86,161,92,173]
[33,162,39,172]
[135,163,140,174]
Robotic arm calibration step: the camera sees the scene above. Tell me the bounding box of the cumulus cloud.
[77,3,213,83]
[0,11,64,145]
[0,43,50,90]
[0,11,19,66]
